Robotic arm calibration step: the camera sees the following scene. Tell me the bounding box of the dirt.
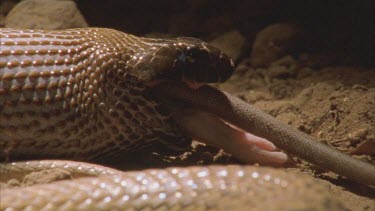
[214,56,375,210]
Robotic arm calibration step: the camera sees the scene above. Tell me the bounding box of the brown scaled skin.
[153,82,375,186]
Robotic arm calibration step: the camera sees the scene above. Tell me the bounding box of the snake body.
[0,27,233,161]
[0,161,345,210]
[0,28,373,210]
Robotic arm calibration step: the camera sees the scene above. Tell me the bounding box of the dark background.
[77,0,374,65]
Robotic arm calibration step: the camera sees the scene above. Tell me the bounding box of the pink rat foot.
[172,108,288,165]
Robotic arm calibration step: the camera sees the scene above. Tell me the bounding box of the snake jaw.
[132,37,235,84]
[169,42,235,83]
[152,82,288,165]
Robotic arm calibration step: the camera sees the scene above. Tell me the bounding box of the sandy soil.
[215,56,375,210]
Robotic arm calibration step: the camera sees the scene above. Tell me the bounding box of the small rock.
[210,30,247,61]
[5,179,21,188]
[352,84,368,91]
[22,169,72,186]
[250,23,303,67]
[5,0,88,29]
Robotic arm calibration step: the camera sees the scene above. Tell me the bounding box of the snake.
[0,27,374,210]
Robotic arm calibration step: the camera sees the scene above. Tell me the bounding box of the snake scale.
[0,28,374,210]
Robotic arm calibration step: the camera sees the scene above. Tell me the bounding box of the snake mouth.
[151,82,288,165]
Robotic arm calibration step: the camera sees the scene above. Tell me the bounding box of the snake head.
[131,37,235,84]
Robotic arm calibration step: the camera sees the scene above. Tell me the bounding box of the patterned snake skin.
[0,28,233,161]
[0,161,345,210]
[0,27,369,210]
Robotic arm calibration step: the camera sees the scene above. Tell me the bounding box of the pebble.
[5,0,88,29]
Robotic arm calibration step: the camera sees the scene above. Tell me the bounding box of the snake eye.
[178,47,209,64]
[172,47,212,81]
[177,53,187,63]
